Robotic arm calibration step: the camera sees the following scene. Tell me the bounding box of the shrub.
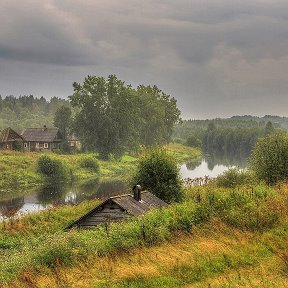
[132,147,183,203]
[216,168,256,188]
[79,155,100,173]
[249,132,288,185]
[37,155,66,179]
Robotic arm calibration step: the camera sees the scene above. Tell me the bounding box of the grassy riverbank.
[0,144,201,200]
[1,181,288,287]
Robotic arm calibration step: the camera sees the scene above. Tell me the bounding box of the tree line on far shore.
[174,117,283,159]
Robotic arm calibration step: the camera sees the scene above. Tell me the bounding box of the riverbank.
[1,181,288,287]
[0,144,201,200]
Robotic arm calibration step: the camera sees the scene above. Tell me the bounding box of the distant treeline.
[174,116,285,158]
[0,95,68,133]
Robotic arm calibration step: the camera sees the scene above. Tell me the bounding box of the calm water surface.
[180,160,234,179]
[0,154,248,219]
[0,179,128,219]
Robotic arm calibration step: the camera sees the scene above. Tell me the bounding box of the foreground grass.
[5,221,288,288]
[2,182,288,287]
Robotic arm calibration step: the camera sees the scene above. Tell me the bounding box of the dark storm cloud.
[1,0,288,118]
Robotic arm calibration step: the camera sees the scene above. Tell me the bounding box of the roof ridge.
[109,191,149,200]
[23,127,58,130]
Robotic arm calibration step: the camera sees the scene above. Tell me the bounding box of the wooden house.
[21,125,63,152]
[0,127,24,151]
[66,186,168,229]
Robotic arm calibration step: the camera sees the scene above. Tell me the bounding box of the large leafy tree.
[137,85,181,146]
[69,75,139,159]
[69,75,181,159]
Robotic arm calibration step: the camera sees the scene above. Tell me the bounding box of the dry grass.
[5,221,275,288]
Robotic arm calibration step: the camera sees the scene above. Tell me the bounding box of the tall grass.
[0,182,286,284]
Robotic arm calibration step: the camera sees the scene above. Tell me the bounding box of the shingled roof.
[0,127,23,143]
[66,191,168,229]
[21,127,62,142]
[112,191,168,216]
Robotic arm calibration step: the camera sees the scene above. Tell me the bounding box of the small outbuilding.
[0,127,24,151]
[66,186,168,229]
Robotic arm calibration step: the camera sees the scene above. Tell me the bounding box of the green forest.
[0,95,67,133]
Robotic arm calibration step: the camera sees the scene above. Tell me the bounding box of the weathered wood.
[66,191,168,230]
[82,215,130,223]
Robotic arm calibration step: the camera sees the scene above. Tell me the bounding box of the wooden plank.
[90,212,129,218]
[83,216,130,223]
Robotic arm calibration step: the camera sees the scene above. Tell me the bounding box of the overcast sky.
[1,0,288,119]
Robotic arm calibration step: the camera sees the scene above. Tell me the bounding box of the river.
[0,154,247,219]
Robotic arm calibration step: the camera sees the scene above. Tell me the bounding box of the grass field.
[1,181,288,287]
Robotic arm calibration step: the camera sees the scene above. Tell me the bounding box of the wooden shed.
[0,127,24,151]
[66,186,168,229]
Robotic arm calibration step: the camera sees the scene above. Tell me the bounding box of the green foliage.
[69,75,181,159]
[0,95,68,132]
[37,155,67,179]
[136,85,181,147]
[186,184,279,231]
[265,121,275,135]
[53,105,72,141]
[79,155,100,173]
[132,147,183,203]
[250,132,288,185]
[185,134,201,148]
[216,168,256,188]
[173,117,287,161]
[1,181,288,284]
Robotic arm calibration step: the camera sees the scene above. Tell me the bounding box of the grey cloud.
[0,0,288,118]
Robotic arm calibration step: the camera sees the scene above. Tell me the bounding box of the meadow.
[1,179,288,287]
[5,144,287,287]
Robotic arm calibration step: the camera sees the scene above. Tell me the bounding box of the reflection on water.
[0,179,128,219]
[180,152,248,179]
[204,151,248,170]
[0,197,25,218]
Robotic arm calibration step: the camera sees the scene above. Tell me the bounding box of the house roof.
[21,127,62,142]
[112,192,168,216]
[0,127,24,143]
[66,191,168,229]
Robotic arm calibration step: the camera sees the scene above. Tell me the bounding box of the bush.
[132,147,183,203]
[79,155,100,173]
[216,168,256,188]
[37,155,67,179]
[250,132,288,185]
